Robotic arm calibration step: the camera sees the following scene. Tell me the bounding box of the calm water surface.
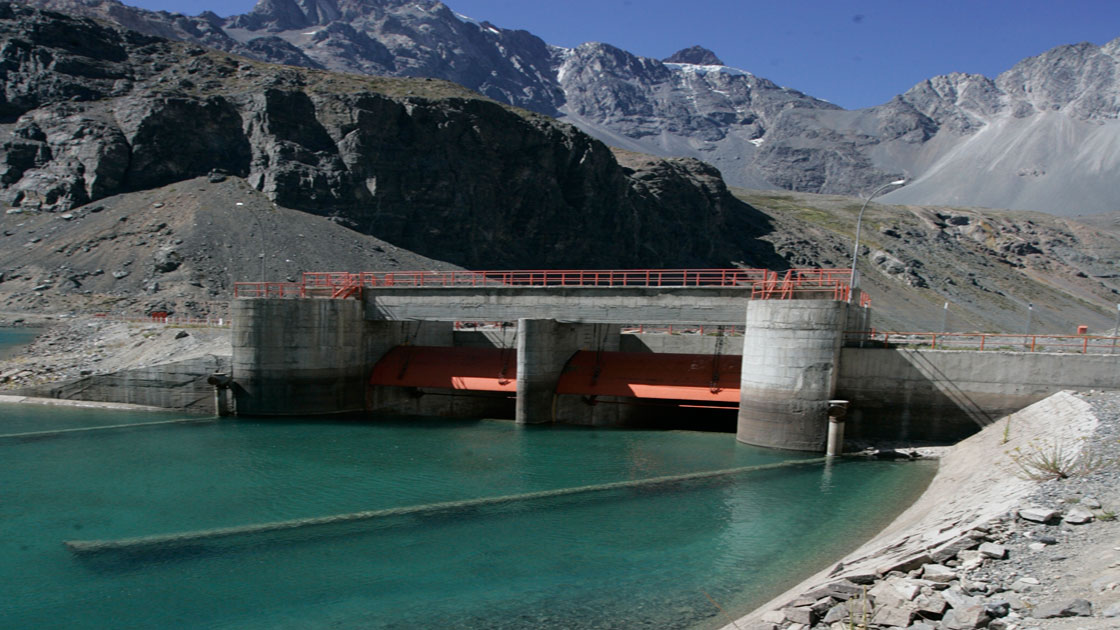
[0,325,40,360]
[0,327,936,629]
[0,405,935,630]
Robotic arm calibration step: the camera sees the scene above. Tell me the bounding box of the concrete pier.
[515,320,618,424]
[232,299,371,416]
[736,300,849,451]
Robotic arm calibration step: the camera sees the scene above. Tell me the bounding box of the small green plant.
[846,590,873,630]
[1099,509,1117,522]
[1008,439,1112,481]
[1001,418,1012,444]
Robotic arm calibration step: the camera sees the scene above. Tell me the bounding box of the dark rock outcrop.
[663,46,724,66]
[0,3,783,270]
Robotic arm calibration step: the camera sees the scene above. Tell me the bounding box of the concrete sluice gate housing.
[230,282,1120,452]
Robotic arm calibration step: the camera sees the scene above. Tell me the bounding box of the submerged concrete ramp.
[64,456,827,555]
[368,346,516,392]
[555,351,741,403]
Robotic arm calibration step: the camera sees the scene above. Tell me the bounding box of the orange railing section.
[234,268,859,301]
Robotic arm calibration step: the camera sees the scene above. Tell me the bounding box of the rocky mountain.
[734,188,1120,333]
[2,3,1118,333]
[21,0,1120,215]
[0,3,784,274]
[663,46,723,66]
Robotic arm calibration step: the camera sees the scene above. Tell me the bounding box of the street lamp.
[848,178,907,293]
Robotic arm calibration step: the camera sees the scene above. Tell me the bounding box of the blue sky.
[128,0,1120,110]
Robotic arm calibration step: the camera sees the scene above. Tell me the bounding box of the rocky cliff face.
[0,3,782,271]
[21,0,1120,214]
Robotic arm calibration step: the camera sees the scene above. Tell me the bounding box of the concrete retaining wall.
[20,355,230,413]
[232,299,370,416]
[836,348,1120,443]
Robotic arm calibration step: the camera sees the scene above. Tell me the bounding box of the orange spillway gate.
[368,346,741,404]
[369,346,517,392]
[555,351,741,403]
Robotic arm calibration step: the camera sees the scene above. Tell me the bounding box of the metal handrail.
[844,330,1120,355]
[235,268,863,302]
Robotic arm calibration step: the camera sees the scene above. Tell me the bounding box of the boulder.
[782,605,815,625]
[930,534,981,563]
[1032,598,1093,618]
[803,579,864,601]
[978,542,1007,559]
[922,564,957,583]
[942,604,991,629]
[914,593,948,617]
[871,602,915,627]
[1062,506,1095,524]
[1018,507,1059,523]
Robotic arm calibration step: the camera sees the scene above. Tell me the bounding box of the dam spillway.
[229,268,1120,450]
[231,268,862,451]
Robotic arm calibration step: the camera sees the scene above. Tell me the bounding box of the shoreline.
[0,394,173,413]
[725,389,1120,630]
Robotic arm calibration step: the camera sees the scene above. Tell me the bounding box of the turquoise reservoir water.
[0,402,936,630]
[0,325,39,359]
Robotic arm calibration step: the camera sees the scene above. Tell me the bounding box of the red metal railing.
[749,269,853,301]
[303,268,776,288]
[234,268,859,301]
[844,330,1120,355]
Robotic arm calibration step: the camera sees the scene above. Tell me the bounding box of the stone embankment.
[0,315,231,411]
[730,390,1120,630]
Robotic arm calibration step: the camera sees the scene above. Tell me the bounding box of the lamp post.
[848,179,906,294]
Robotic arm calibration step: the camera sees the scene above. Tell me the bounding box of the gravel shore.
[733,390,1120,630]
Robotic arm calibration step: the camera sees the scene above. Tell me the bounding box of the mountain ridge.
[25,0,1120,214]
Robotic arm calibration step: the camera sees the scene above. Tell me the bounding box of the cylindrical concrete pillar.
[737,299,848,451]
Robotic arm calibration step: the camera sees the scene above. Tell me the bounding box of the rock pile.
[759,502,1117,629]
[738,391,1120,630]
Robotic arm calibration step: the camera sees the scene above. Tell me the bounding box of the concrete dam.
[230,269,1120,451]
